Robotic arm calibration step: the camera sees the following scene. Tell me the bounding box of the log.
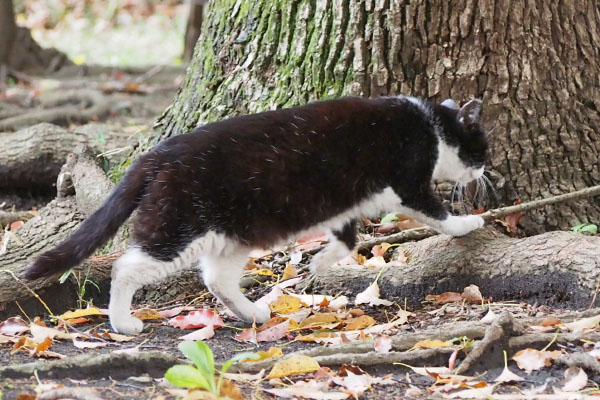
[312,228,600,309]
[0,122,138,194]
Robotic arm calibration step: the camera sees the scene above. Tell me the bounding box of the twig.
[479,184,600,221]
[355,184,600,249]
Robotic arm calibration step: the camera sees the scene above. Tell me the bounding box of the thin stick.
[358,184,600,249]
[479,184,600,221]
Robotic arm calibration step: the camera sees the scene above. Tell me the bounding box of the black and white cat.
[25,96,488,334]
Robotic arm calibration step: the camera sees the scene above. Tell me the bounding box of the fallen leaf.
[539,317,562,327]
[219,378,244,400]
[480,308,498,324]
[256,317,291,342]
[371,243,392,257]
[157,306,196,318]
[282,263,298,280]
[33,336,52,354]
[412,339,452,350]
[269,295,303,314]
[10,220,24,231]
[432,292,463,304]
[168,309,224,330]
[179,324,215,341]
[343,315,376,331]
[563,314,600,333]
[494,365,524,383]
[374,335,392,353]
[267,355,321,379]
[251,268,276,277]
[290,252,303,265]
[30,324,74,342]
[61,317,92,325]
[562,367,587,392]
[0,333,18,344]
[299,313,342,330]
[295,232,329,251]
[405,385,423,397]
[264,380,349,399]
[94,332,135,342]
[332,370,395,397]
[354,281,393,306]
[364,256,387,268]
[59,307,106,320]
[0,316,29,336]
[512,348,562,373]
[461,285,483,302]
[245,346,283,362]
[443,385,494,398]
[73,339,108,349]
[132,308,165,321]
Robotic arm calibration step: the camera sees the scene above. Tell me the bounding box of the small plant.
[59,266,100,309]
[571,223,598,235]
[165,341,258,398]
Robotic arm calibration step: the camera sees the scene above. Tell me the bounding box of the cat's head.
[432,99,488,185]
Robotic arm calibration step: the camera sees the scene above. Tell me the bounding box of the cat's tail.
[24,155,151,280]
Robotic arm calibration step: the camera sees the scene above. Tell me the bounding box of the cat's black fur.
[26,96,485,279]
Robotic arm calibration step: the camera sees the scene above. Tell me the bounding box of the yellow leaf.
[343,315,376,331]
[246,346,283,362]
[132,308,165,321]
[267,355,320,379]
[59,307,106,320]
[299,313,341,330]
[282,263,298,281]
[269,295,303,314]
[251,268,276,277]
[412,339,452,349]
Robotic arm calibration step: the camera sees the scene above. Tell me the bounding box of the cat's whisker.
[481,174,498,201]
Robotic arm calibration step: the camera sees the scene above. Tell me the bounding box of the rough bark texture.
[157,0,600,234]
[0,123,138,195]
[313,228,600,309]
[0,150,125,319]
[0,0,17,68]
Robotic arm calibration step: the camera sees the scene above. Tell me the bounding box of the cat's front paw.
[110,315,144,334]
[441,215,484,237]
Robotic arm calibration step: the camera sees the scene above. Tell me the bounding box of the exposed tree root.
[0,351,181,380]
[0,89,125,132]
[38,388,104,400]
[232,310,600,374]
[0,210,36,227]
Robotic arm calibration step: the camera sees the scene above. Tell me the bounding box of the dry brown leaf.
[461,285,483,302]
[512,348,562,373]
[59,307,106,320]
[245,346,283,362]
[282,263,298,280]
[269,294,304,314]
[412,339,452,350]
[267,355,320,379]
[343,315,376,331]
[562,367,588,392]
[299,313,342,330]
[132,308,165,321]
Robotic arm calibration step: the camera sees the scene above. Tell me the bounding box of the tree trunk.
[0,0,16,67]
[156,0,600,234]
[183,0,207,62]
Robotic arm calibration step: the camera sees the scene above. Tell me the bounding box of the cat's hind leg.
[201,248,271,323]
[109,247,193,334]
[309,219,357,276]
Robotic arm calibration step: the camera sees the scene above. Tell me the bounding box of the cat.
[25,95,488,334]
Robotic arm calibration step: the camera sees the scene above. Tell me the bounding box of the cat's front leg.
[308,220,357,276]
[201,251,271,323]
[399,187,484,237]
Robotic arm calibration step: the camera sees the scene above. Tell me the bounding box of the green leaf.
[571,223,586,232]
[580,224,598,234]
[179,341,216,392]
[59,269,74,284]
[380,212,399,224]
[164,365,211,389]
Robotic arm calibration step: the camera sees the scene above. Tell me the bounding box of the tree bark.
[0,0,16,68]
[313,228,600,309]
[183,0,207,62]
[156,0,600,234]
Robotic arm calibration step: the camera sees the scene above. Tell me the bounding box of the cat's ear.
[457,99,483,129]
[440,99,459,110]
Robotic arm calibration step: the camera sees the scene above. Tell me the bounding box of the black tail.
[24,156,150,280]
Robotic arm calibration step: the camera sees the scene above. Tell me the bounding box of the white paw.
[252,305,272,324]
[442,215,485,237]
[110,315,144,334]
